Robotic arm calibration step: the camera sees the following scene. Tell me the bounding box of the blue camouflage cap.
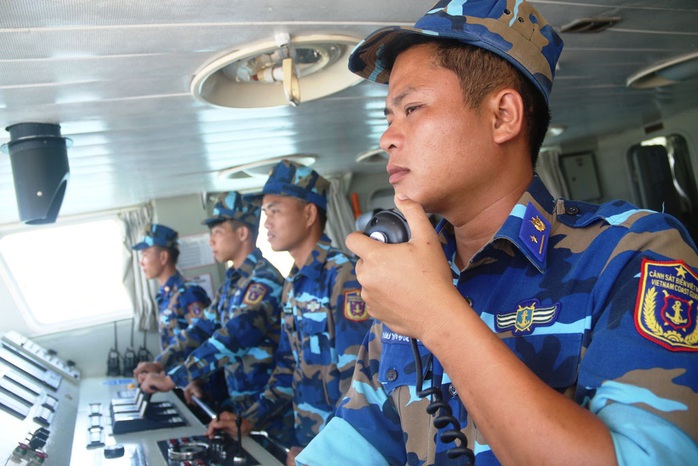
[202,191,261,229]
[244,160,329,211]
[132,224,179,250]
[348,0,564,103]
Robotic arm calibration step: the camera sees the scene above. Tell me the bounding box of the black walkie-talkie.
[107,321,122,377]
[363,209,474,463]
[137,331,153,363]
[122,347,137,376]
[122,319,137,376]
[107,348,121,376]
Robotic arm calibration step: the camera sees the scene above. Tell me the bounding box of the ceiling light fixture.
[356,148,388,164]
[191,33,362,108]
[217,154,317,180]
[627,51,698,89]
[545,125,566,138]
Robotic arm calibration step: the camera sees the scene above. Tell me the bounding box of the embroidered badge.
[519,202,551,263]
[344,289,368,321]
[243,283,267,305]
[187,303,202,316]
[495,298,561,335]
[635,259,698,352]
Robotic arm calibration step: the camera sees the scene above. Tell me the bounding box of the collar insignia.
[495,298,561,335]
[519,202,551,264]
[635,259,698,352]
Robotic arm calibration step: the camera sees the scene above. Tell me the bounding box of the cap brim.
[201,215,227,226]
[131,241,149,250]
[349,26,423,84]
[242,191,264,206]
[349,24,551,102]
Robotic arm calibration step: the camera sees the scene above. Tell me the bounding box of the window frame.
[0,213,133,334]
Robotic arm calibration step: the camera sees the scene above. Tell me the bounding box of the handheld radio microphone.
[363,209,474,463]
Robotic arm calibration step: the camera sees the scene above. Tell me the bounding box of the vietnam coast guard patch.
[635,259,698,352]
[344,289,368,321]
[243,283,267,305]
[187,302,203,317]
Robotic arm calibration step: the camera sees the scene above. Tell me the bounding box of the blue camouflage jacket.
[299,176,698,466]
[156,271,211,352]
[243,235,373,447]
[157,249,284,415]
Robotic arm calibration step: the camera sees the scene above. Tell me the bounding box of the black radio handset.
[363,209,411,244]
[364,209,474,463]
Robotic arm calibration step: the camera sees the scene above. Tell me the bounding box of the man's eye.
[406,106,417,115]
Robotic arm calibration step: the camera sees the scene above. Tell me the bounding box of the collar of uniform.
[436,176,555,273]
[493,176,555,272]
[160,271,184,295]
[293,234,332,281]
[235,248,264,280]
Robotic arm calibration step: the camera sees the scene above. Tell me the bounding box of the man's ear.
[158,248,170,266]
[490,89,524,145]
[236,224,250,241]
[304,201,318,228]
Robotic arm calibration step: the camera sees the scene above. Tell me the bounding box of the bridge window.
[0,217,132,332]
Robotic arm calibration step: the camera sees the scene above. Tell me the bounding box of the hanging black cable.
[411,338,475,463]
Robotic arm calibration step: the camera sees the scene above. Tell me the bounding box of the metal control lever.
[191,395,218,421]
[233,409,245,464]
[250,430,291,454]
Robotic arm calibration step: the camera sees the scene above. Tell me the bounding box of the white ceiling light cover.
[627,51,698,89]
[192,34,363,108]
[218,154,317,180]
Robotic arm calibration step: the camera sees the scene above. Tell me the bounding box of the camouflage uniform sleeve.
[579,211,698,464]
[241,322,294,428]
[302,321,405,464]
[168,280,280,387]
[155,292,221,371]
[330,260,373,404]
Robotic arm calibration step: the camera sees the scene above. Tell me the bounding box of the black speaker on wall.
[2,123,70,224]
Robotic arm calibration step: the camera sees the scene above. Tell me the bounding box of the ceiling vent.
[217,154,317,180]
[560,17,621,33]
[191,34,362,108]
[627,51,698,89]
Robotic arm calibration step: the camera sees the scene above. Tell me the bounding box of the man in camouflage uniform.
[207,160,372,466]
[136,192,292,442]
[299,1,698,465]
[132,223,211,352]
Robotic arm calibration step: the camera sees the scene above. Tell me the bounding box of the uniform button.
[386,369,398,382]
[565,206,579,215]
[449,384,458,398]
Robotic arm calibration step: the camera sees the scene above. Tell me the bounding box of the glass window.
[0,217,132,331]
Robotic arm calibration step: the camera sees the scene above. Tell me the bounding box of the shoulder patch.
[635,259,698,352]
[343,289,368,322]
[187,303,203,317]
[243,283,267,305]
